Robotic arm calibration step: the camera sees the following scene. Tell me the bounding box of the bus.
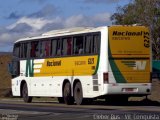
[9,25,151,105]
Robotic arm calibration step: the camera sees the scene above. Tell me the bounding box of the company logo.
[26,60,34,77]
[122,61,147,70]
[112,31,148,36]
[134,61,147,70]
[26,59,45,77]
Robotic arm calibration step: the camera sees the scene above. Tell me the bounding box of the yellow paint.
[109,26,151,83]
[115,60,150,83]
[34,55,98,77]
[109,26,150,57]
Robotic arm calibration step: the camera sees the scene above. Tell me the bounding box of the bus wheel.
[63,82,74,105]
[74,82,83,105]
[22,83,32,103]
[58,97,64,103]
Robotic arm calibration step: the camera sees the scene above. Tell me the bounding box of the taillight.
[103,72,108,83]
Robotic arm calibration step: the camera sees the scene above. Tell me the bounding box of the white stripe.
[34,59,45,64]
[34,64,42,69]
[34,69,40,73]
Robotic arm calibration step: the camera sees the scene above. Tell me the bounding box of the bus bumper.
[102,83,151,96]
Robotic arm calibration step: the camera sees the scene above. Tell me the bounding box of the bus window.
[85,35,92,54]
[56,40,61,56]
[40,40,51,58]
[45,40,51,57]
[20,43,28,58]
[62,38,67,56]
[93,34,100,54]
[13,43,20,58]
[51,39,61,56]
[67,38,72,55]
[30,41,39,58]
[62,37,72,56]
[51,39,57,56]
[27,42,31,58]
[73,36,84,55]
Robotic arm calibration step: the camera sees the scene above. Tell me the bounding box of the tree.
[111,0,160,60]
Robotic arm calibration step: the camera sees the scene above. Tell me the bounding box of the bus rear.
[106,26,151,96]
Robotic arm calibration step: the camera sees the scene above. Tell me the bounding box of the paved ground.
[0,99,159,120]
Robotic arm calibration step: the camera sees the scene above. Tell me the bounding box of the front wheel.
[22,83,32,103]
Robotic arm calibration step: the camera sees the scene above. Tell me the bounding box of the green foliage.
[111,0,160,59]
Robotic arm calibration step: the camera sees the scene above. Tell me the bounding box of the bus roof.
[15,25,147,43]
[15,26,107,43]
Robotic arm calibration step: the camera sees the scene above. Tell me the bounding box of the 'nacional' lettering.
[47,60,61,66]
[112,31,148,36]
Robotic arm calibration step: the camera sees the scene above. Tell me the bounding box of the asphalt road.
[0,99,159,120]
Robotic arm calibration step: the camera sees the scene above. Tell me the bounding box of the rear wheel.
[74,82,84,105]
[63,82,74,105]
[22,83,32,103]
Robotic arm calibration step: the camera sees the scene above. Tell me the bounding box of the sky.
[0,0,131,52]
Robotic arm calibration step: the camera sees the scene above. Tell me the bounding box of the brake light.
[103,72,108,83]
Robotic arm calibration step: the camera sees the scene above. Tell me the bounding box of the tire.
[22,83,32,103]
[74,82,84,105]
[63,82,74,105]
[58,97,64,103]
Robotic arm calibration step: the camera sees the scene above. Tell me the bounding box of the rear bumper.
[102,83,151,96]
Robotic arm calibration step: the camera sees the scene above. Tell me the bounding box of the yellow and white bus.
[10,25,151,105]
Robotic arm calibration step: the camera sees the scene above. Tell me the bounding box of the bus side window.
[45,40,51,57]
[67,38,72,55]
[40,41,45,57]
[62,38,67,56]
[93,34,100,54]
[27,42,31,58]
[51,39,57,56]
[73,36,84,55]
[13,43,20,58]
[40,40,51,58]
[56,40,61,56]
[20,43,28,58]
[62,37,72,56]
[85,35,92,54]
[31,41,39,58]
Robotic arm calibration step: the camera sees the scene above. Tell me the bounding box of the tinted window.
[73,36,84,55]
[85,35,92,54]
[40,40,51,57]
[20,43,28,58]
[62,37,72,56]
[13,43,20,58]
[93,34,100,54]
[84,33,100,54]
[51,39,61,56]
[30,41,39,58]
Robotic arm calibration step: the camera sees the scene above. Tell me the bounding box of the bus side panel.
[32,56,98,77]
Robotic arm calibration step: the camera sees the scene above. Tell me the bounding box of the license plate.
[122,88,137,92]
